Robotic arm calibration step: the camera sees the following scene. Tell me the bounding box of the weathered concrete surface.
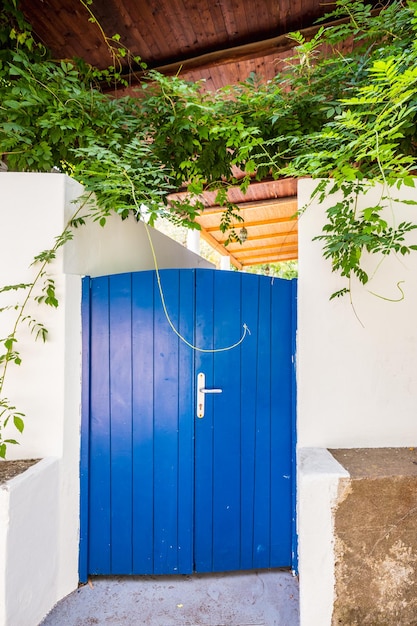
[39,570,299,626]
[330,448,417,626]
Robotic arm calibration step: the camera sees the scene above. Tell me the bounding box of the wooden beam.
[240,252,298,265]
[171,177,298,196]
[237,240,298,255]
[202,216,297,233]
[197,196,298,215]
[237,253,298,268]
[199,229,242,269]
[226,230,298,244]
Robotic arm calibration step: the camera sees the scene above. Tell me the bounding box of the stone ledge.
[330,447,417,479]
[329,448,417,626]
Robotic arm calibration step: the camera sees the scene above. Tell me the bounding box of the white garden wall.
[297,178,417,626]
[297,449,348,626]
[1,458,59,626]
[0,172,213,626]
[297,178,417,449]
[0,174,83,626]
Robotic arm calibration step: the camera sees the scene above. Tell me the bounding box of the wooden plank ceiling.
[169,179,298,268]
[19,0,343,266]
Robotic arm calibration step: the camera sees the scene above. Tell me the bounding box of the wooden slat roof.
[168,179,298,268]
[20,0,337,79]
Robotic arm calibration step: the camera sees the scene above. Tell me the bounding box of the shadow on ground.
[39,569,299,626]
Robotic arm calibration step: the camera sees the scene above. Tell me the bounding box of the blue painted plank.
[153,269,182,574]
[194,269,215,572]
[291,279,298,573]
[131,271,155,573]
[270,278,293,566]
[109,274,133,573]
[177,270,195,574]
[79,277,91,583]
[252,278,272,569]
[239,274,261,570]
[211,270,242,572]
[88,276,112,574]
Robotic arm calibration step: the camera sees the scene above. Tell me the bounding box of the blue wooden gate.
[79,268,296,580]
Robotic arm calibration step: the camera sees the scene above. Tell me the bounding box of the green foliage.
[243,261,298,280]
[73,136,176,225]
[0,0,142,172]
[312,183,417,290]
[0,398,25,458]
[2,0,415,262]
[273,1,417,293]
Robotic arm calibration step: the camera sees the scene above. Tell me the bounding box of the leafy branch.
[0,194,92,457]
[78,0,146,84]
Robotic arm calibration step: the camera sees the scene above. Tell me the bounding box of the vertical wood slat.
[88,277,111,574]
[79,277,91,583]
[291,278,298,573]
[131,271,155,573]
[270,278,293,565]
[177,270,195,574]
[212,270,242,572]
[239,273,261,570]
[252,278,272,569]
[194,269,215,572]
[153,269,182,574]
[109,274,133,573]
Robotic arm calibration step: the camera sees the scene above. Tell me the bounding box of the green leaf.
[13,415,24,433]
[4,99,21,109]
[4,337,17,350]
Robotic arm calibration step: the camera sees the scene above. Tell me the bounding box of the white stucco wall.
[297,178,417,626]
[297,178,417,449]
[297,448,349,626]
[0,173,80,460]
[0,486,8,626]
[3,458,59,626]
[64,212,213,277]
[0,173,83,626]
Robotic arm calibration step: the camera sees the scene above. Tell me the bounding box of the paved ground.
[39,570,299,626]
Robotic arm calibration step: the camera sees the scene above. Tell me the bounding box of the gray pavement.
[39,570,299,626]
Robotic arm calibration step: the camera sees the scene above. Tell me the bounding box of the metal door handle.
[197,372,222,418]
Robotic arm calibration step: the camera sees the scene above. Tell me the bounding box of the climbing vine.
[0,194,95,457]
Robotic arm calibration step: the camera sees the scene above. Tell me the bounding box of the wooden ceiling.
[19,0,344,266]
[20,0,337,85]
[169,179,298,268]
